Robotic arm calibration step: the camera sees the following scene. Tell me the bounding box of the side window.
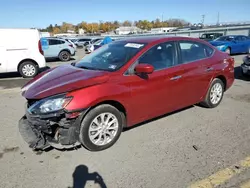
[49,39,61,45]
[204,45,214,57]
[138,42,176,71]
[179,41,212,63]
[235,36,242,41]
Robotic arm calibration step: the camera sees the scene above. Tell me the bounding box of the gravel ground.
[0,51,250,188]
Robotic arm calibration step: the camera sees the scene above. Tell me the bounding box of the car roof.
[224,35,246,37]
[46,37,65,40]
[115,36,201,44]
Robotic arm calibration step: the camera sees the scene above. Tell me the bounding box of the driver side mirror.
[135,63,154,74]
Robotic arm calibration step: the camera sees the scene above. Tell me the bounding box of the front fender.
[65,83,131,112]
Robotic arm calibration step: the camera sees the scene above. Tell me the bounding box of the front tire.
[18,61,38,78]
[59,50,71,62]
[200,78,224,108]
[79,104,123,151]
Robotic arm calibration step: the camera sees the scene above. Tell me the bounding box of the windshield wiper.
[77,65,108,71]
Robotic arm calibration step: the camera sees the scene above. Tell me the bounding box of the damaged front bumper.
[18,107,87,150]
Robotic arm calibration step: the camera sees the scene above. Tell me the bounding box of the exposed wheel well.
[17,59,38,72]
[216,75,227,90]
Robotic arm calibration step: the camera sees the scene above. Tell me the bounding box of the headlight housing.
[216,45,226,50]
[28,94,72,114]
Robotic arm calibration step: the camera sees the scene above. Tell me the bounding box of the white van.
[0,28,46,78]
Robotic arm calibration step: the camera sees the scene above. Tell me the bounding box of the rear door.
[176,40,215,107]
[45,39,62,57]
[233,36,246,53]
[239,36,250,53]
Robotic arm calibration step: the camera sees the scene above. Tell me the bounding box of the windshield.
[75,41,146,71]
[91,38,103,43]
[214,36,235,41]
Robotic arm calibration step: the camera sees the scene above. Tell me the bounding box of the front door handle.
[170,75,182,81]
[206,67,214,72]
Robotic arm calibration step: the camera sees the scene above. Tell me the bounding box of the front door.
[125,41,185,125]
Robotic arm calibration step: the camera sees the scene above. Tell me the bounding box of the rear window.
[179,41,214,63]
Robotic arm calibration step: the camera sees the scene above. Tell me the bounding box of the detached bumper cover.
[19,116,50,150]
[18,109,87,150]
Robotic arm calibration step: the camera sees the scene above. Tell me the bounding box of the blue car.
[209,35,250,55]
[41,37,76,62]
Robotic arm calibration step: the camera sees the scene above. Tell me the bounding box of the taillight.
[69,44,73,48]
[38,40,44,55]
[224,57,234,65]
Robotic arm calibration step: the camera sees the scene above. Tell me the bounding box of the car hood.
[22,64,110,99]
[209,41,229,46]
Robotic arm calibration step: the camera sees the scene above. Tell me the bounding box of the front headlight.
[28,95,72,114]
[216,45,226,50]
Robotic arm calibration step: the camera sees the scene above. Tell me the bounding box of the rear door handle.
[206,67,214,72]
[170,75,182,80]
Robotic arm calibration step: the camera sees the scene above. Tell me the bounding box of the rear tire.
[79,104,123,151]
[200,78,224,108]
[59,50,71,62]
[18,61,38,78]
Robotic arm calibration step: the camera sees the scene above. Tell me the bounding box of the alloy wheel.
[210,83,223,105]
[22,64,36,77]
[88,113,119,146]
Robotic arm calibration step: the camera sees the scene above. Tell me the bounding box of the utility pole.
[161,13,164,30]
[201,14,205,25]
[217,12,220,25]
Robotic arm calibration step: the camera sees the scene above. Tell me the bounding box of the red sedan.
[19,36,235,151]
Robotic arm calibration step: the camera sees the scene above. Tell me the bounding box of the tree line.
[40,18,190,34]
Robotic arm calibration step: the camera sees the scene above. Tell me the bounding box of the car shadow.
[234,66,250,81]
[231,53,247,56]
[46,57,76,63]
[124,105,194,132]
[68,165,107,188]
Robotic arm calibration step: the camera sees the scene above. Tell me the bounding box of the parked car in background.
[74,38,92,48]
[199,33,223,41]
[0,28,46,78]
[64,38,77,49]
[85,39,103,53]
[209,35,250,55]
[241,54,250,76]
[86,37,115,53]
[19,36,234,152]
[42,37,76,62]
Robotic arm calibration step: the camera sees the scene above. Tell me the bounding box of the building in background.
[150,27,178,33]
[78,28,85,35]
[40,32,51,38]
[115,26,141,35]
